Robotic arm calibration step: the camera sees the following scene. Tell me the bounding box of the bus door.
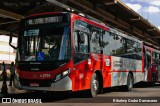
[73,30,90,90]
[144,48,151,81]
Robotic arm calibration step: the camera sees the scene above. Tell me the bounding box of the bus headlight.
[62,70,70,76]
[54,69,70,82]
[55,73,62,81]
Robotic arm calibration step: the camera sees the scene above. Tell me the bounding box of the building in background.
[0,35,17,71]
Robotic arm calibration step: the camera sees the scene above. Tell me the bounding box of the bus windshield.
[17,25,71,62]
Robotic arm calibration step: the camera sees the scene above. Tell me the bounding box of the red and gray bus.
[143,44,160,85]
[9,12,160,97]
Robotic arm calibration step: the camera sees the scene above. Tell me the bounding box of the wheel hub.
[93,79,98,91]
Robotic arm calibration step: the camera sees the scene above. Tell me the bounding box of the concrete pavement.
[0,81,160,106]
[0,81,27,97]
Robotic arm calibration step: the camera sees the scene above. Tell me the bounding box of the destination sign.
[24,29,39,36]
[26,16,63,25]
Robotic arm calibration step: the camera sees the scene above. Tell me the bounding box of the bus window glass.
[153,52,159,64]
[18,26,71,61]
[74,31,89,53]
[146,50,151,68]
[103,31,115,55]
[90,27,102,54]
[112,34,126,56]
[74,21,89,64]
[126,39,142,60]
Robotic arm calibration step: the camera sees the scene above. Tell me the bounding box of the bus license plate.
[30,83,39,87]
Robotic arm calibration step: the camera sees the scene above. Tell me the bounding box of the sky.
[121,0,160,29]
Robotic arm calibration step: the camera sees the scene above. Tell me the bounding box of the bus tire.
[90,73,99,97]
[126,73,133,92]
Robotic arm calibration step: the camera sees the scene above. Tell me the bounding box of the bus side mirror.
[9,31,17,49]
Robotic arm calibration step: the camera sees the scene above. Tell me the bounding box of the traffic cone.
[1,81,8,95]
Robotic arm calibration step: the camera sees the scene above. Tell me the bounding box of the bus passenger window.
[90,27,102,54]
[74,31,89,64]
[74,31,88,53]
[146,50,151,69]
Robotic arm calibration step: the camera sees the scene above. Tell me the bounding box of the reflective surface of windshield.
[17,25,71,61]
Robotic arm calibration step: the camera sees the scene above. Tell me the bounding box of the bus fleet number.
[40,74,51,78]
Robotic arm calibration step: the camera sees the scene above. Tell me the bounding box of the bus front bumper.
[14,76,72,91]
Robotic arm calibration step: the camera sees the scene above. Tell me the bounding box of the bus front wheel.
[90,73,99,97]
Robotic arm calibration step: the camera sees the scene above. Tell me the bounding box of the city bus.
[9,12,159,97]
[143,44,160,85]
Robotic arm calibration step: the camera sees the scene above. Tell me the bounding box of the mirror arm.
[9,43,17,49]
[9,28,18,50]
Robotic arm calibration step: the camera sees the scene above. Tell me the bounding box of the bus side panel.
[134,72,144,84]
[71,53,113,91]
[111,56,142,86]
[102,55,112,88]
[68,66,81,92]
[111,72,128,86]
[147,64,158,82]
[73,59,93,91]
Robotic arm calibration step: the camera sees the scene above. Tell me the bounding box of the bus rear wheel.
[126,73,133,91]
[90,73,99,97]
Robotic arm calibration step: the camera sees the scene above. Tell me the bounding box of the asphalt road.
[0,82,160,106]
